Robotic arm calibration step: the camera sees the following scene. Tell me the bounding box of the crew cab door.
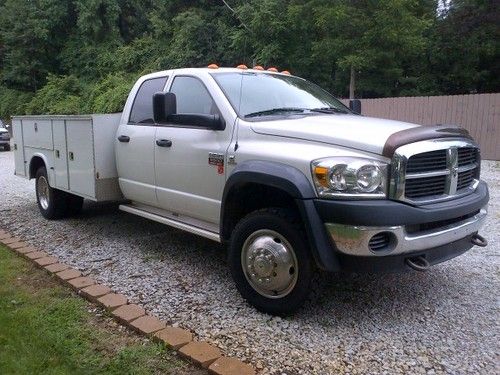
[154,75,231,225]
[115,76,168,206]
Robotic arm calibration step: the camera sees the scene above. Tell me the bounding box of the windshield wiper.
[309,107,349,114]
[244,107,306,118]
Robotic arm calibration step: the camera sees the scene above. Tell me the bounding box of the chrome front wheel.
[241,229,298,299]
[229,208,314,315]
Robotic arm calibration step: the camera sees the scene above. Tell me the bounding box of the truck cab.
[13,67,489,315]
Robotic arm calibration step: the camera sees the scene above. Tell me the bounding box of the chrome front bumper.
[326,207,487,257]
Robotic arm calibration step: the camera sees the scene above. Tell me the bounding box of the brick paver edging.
[0,229,255,375]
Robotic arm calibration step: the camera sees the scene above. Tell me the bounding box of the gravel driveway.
[0,150,498,374]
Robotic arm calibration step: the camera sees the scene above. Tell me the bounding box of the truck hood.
[250,114,419,156]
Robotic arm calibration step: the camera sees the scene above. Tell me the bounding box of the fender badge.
[208,152,224,166]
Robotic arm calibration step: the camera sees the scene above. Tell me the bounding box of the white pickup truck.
[12,67,489,314]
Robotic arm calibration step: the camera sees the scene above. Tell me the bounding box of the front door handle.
[156,139,172,147]
[118,135,130,143]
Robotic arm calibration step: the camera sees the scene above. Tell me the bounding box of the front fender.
[221,160,341,272]
[223,160,316,200]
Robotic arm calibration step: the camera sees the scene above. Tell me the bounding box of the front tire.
[229,208,313,315]
[35,166,67,219]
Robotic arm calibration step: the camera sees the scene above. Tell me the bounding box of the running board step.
[119,204,220,242]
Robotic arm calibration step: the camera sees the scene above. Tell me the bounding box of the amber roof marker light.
[207,64,219,69]
[267,67,278,72]
[281,70,291,75]
[253,65,264,70]
[236,64,248,69]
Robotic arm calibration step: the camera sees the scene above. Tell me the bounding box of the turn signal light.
[313,166,329,188]
[207,64,219,69]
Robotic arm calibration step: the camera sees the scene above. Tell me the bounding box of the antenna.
[221,1,252,32]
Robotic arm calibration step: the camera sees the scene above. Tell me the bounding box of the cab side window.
[170,76,219,116]
[129,77,168,124]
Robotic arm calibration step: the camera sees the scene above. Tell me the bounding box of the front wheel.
[35,166,67,219]
[229,208,313,315]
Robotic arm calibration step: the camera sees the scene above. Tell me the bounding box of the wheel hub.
[242,230,298,298]
[37,176,50,210]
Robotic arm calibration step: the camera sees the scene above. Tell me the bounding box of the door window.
[129,77,168,124]
[170,76,219,116]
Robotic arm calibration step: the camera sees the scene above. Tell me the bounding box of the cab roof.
[140,67,293,81]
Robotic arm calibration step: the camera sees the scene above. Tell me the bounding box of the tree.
[427,0,499,94]
[0,0,73,90]
[312,0,433,98]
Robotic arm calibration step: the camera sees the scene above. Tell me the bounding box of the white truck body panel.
[12,114,123,201]
[12,119,26,176]
[250,114,419,156]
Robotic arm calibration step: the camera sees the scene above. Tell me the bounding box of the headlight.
[311,157,388,198]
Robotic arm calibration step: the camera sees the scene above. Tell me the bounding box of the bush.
[25,75,84,115]
[0,86,34,121]
[82,73,136,114]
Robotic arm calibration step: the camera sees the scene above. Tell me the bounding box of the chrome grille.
[406,150,447,173]
[390,139,480,204]
[405,175,447,198]
[457,169,476,190]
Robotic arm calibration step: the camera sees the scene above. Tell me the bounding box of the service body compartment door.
[52,120,69,189]
[22,119,53,150]
[66,119,95,197]
[12,119,26,176]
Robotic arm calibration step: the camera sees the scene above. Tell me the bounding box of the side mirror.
[349,99,361,114]
[153,92,177,123]
[168,114,225,130]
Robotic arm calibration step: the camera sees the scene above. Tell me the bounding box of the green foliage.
[0,87,34,120]
[25,75,84,115]
[0,0,498,121]
[83,73,136,113]
[0,245,190,374]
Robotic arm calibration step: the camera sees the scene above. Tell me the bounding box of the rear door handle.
[156,139,172,147]
[118,135,130,143]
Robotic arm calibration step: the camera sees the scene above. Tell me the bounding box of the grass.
[0,244,200,375]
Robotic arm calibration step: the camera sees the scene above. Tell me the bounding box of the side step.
[119,204,220,242]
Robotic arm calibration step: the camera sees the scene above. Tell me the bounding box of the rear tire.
[229,207,313,315]
[35,166,67,220]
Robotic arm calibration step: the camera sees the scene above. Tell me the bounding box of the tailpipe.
[405,256,430,272]
[471,233,487,247]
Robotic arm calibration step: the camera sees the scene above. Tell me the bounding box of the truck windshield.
[212,72,350,118]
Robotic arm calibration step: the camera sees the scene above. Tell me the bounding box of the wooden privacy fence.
[342,93,500,160]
